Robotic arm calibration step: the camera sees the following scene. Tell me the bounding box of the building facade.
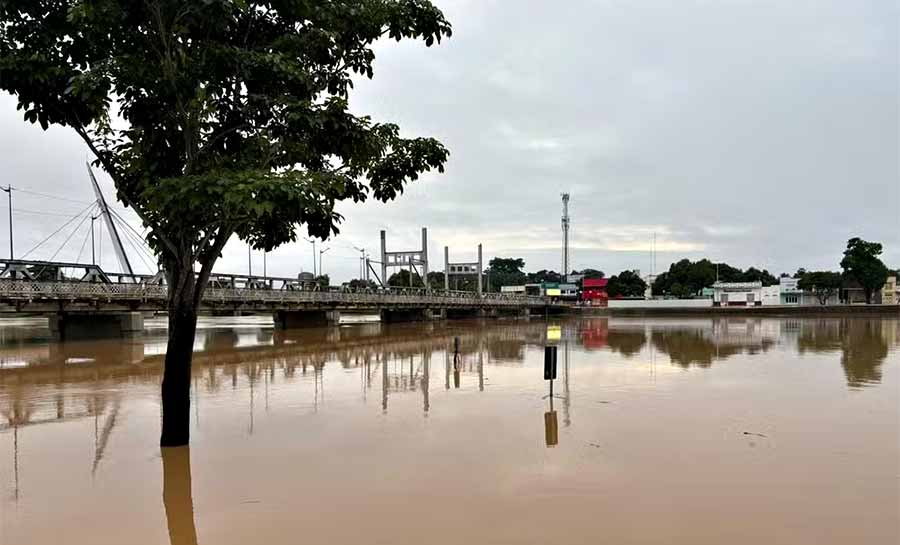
[712,281,763,306]
[582,278,609,306]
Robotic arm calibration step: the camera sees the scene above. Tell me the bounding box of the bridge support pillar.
[49,312,144,341]
[273,310,341,329]
[380,308,433,323]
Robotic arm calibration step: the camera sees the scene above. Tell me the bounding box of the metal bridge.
[0,258,546,314]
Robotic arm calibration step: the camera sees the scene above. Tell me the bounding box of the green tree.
[797,271,842,305]
[388,269,423,287]
[526,270,562,284]
[607,270,647,298]
[346,278,377,289]
[0,0,451,446]
[840,238,889,304]
[486,257,526,290]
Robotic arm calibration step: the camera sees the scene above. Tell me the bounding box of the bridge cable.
[20,200,99,260]
[108,209,157,264]
[73,219,93,265]
[113,216,156,273]
[109,212,157,269]
[44,209,95,265]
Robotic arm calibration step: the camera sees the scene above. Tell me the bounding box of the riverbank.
[572,304,900,317]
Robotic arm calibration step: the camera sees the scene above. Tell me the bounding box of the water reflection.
[162,446,199,545]
[1,318,896,436]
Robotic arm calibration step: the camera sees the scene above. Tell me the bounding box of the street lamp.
[1,185,12,259]
[304,238,317,276]
[319,247,331,278]
[350,243,366,280]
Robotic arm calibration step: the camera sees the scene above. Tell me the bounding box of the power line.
[9,187,95,205]
[13,208,92,218]
[20,201,99,260]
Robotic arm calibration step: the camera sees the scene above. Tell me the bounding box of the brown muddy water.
[1,316,898,545]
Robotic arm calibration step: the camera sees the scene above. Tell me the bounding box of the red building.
[582,278,608,306]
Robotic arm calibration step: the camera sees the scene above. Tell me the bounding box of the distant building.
[779,277,803,305]
[881,276,897,305]
[761,285,780,305]
[842,277,885,304]
[582,278,608,306]
[642,273,657,299]
[712,281,762,306]
[559,283,578,300]
[500,285,525,294]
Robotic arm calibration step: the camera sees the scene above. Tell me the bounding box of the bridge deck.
[0,279,549,313]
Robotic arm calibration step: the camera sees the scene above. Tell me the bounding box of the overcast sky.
[0,0,897,282]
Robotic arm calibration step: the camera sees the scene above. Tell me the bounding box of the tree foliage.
[486,257,526,290]
[652,258,778,297]
[840,238,889,304]
[526,269,562,285]
[0,0,452,446]
[387,269,423,287]
[797,271,842,305]
[0,0,451,282]
[607,270,647,298]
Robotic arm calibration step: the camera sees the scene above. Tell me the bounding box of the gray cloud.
[1,0,896,281]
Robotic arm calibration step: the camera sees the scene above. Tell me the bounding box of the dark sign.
[544,346,557,380]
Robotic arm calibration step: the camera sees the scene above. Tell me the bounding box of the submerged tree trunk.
[160,261,199,447]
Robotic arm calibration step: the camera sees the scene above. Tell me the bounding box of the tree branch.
[71,122,179,257]
[194,226,233,307]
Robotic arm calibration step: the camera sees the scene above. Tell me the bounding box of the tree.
[346,278,377,289]
[388,269,423,287]
[840,238,889,304]
[607,270,648,298]
[0,1,451,446]
[798,271,842,305]
[526,270,562,284]
[314,275,330,289]
[486,257,526,291]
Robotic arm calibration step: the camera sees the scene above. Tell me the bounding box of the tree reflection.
[650,329,741,368]
[162,446,199,545]
[796,318,890,388]
[840,320,888,388]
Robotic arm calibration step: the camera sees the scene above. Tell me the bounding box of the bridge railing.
[0,279,547,307]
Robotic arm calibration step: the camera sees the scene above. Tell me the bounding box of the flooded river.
[1,315,898,544]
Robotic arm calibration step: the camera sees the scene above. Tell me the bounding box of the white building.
[712,281,763,306]
[761,285,780,305]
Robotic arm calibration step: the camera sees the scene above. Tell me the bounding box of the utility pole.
[561,193,570,281]
[263,251,267,281]
[2,186,12,259]
[248,244,252,277]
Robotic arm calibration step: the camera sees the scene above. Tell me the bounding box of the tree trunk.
[160,264,199,447]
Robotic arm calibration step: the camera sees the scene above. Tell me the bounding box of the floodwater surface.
[1,316,898,544]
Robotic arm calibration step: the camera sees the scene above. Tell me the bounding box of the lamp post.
[304,238,317,276]
[319,247,330,278]
[1,186,12,259]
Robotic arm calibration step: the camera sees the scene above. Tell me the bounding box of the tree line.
[361,237,895,304]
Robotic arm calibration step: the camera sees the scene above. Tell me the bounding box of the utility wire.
[9,187,95,205]
[13,208,92,218]
[20,201,99,260]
